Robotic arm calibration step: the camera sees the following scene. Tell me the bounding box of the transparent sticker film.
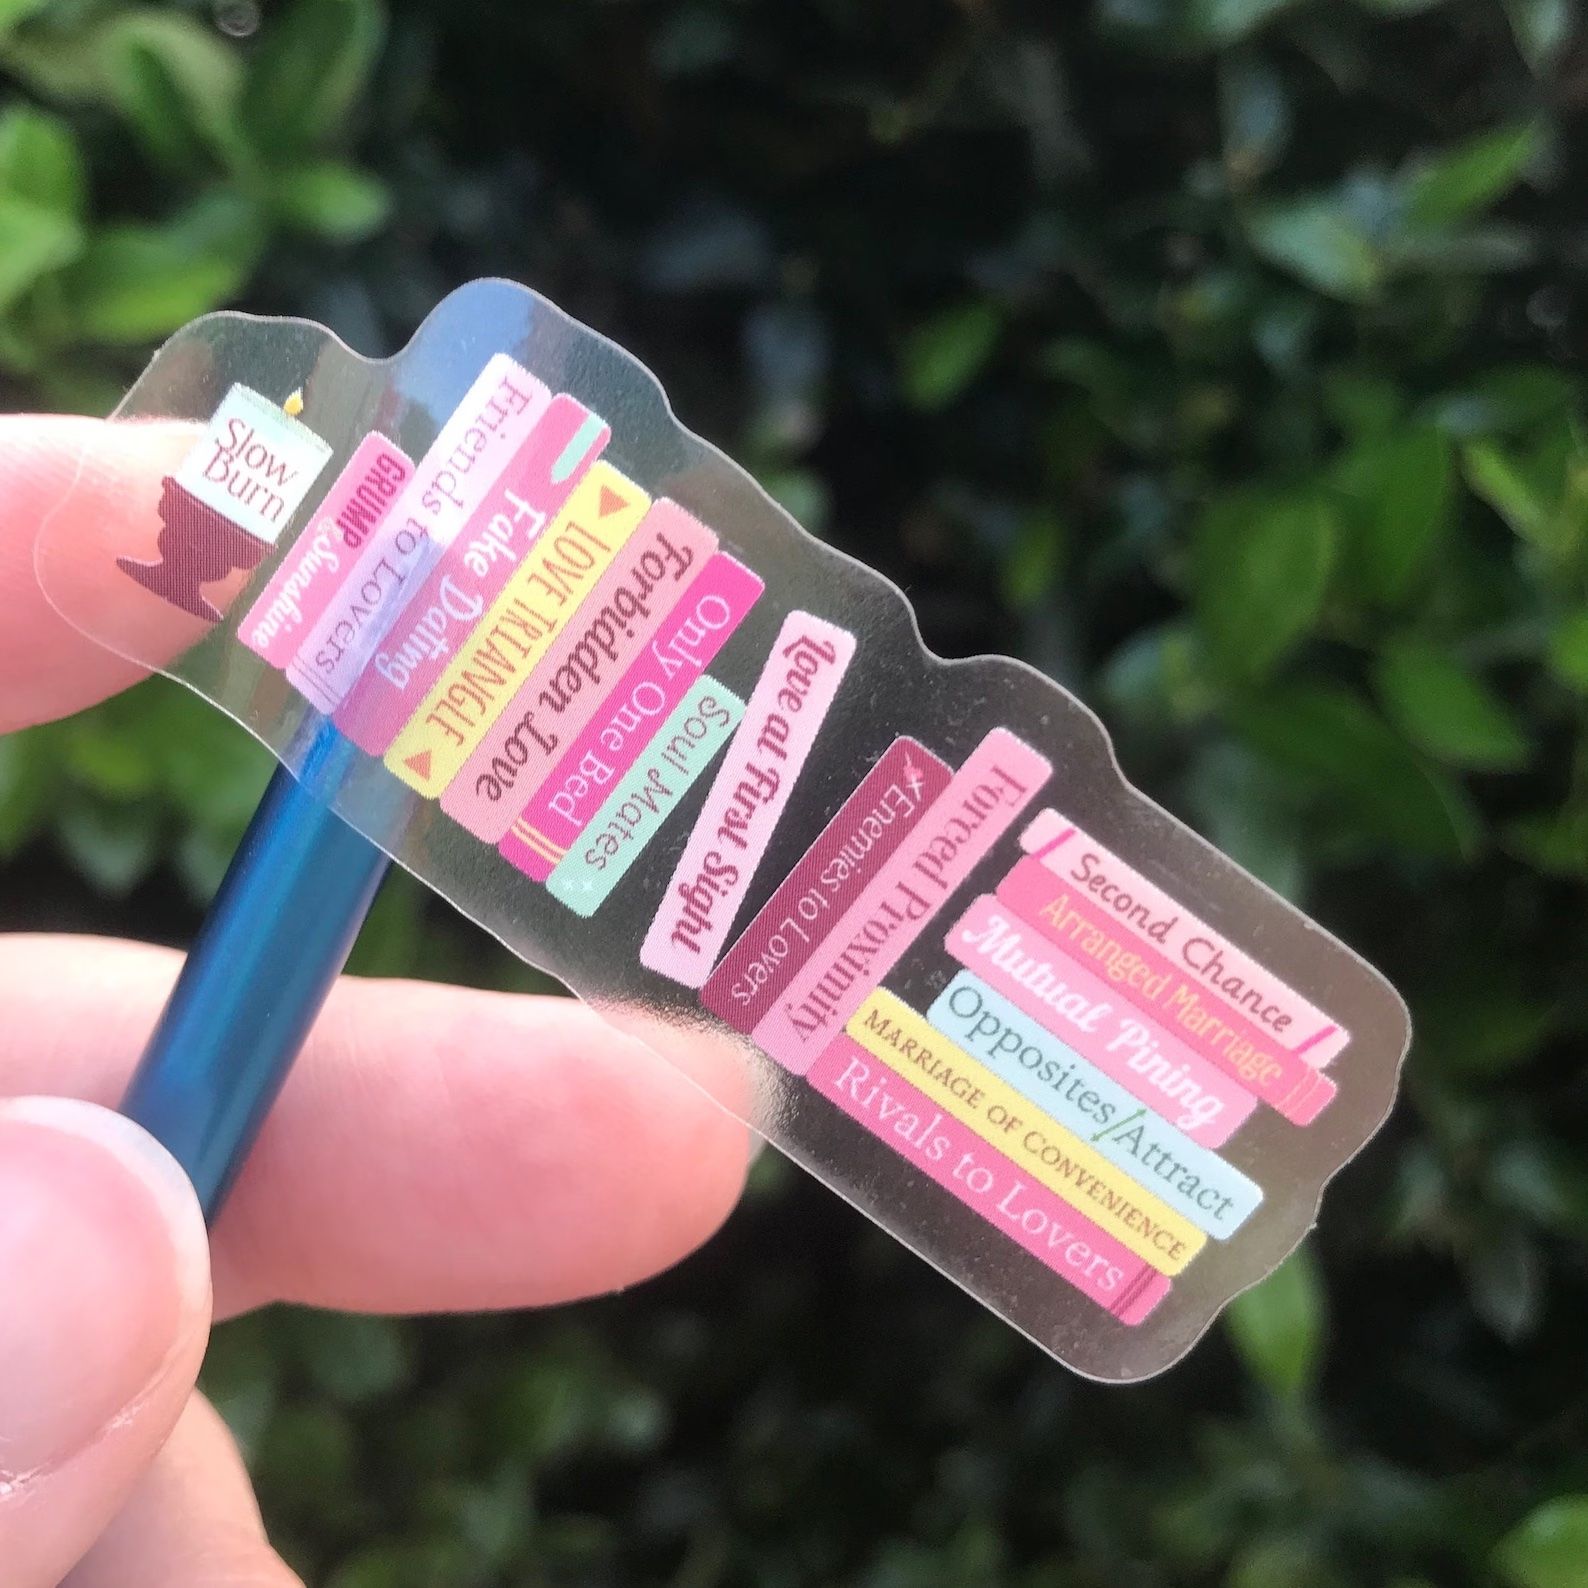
[33,279,1411,1381]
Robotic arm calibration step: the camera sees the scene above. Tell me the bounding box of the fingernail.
[0,1097,210,1480]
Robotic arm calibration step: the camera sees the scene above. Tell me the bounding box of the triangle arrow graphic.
[404,749,433,782]
[597,485,627,518]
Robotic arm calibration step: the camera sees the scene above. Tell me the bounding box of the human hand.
[0,416,750,1587]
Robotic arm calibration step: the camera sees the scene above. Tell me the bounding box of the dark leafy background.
[1,0,1586,1583]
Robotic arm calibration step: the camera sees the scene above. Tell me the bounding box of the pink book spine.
[335,394,608,754]
[1020,808,1347,1065]
[943,893,1258,1149]
[701,737,952,1034]
[996,857,1336,1127]
[499,552,765,881]
[810,1036,1171,1325]
[751,727,1052,1076]
[440,500,718,842]
[240,434,415,669]
[285,356,552,713]
[640,612,857,987]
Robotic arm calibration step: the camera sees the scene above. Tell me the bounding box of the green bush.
[3,1,1586,1582]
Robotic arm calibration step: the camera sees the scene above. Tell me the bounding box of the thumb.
[0,1096,212,1588]
[2,415,198,735]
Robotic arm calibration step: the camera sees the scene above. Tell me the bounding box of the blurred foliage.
[2,0,1588,1582]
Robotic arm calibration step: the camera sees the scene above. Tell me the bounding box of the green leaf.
[98,13,247,176]
[1495,1496,1588,1588]
[0,192,82,314]
[1220,55,1291,182]
[1191,490,1334,681]
[1183,742,1308,899]
[0,727,58,856]
[1246,195,1383,301]
[1333,426,1453,603]
[1186,0,1300,45]
[1230,1538,1341,1588]
[1506,802,1588,878]
[1405,123,1542,231]
[1504,0,1574,74]
[1002,511,1065,608]
[200,1314,282,1458]
[1462,439,1551,544]
[1389,219,1534,273]
[146,684,272,828]
[445,1463,533,1568]
[174,826,243,905]
[55,802,160,895]
[271,160,391,241]
[1429,365,1577,438]
[0,107,85,217]
[0,0,52,40]
[1489,1140,1588,1236]
[63,720,160,799]
[1462,428,1588,559]
[1415,983,1556,1076]
[328,1543,477,1588]
[64,194,263,344]
[1101,622,1218,730]
[1323,369,1403,438]
[1231,682,1480,858]
[241,0,386,157]
[1547,611,1588,692]
[1375,640,1529,770]
[253,1404,357,1508]
[344,870,426,978]
[289,1312,414,1405]
[758,467,831,533]
[1225,1247,1325,1399]
[1464,1225,1542,1341]
[902,301,1003,410]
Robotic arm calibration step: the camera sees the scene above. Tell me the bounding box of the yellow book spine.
[846,989,1206,1276]
[385,462,652,794]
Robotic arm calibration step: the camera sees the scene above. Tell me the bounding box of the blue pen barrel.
[121,745,389,1221]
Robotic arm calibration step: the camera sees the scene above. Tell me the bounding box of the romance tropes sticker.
[40,279,1411,1382]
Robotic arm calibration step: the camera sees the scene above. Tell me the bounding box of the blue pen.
[115,286,541,1218]
[119,723,389,1220]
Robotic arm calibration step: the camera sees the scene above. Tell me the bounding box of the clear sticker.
[34,279,1411,1381]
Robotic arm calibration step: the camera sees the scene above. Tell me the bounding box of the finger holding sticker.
[7,416,201,732]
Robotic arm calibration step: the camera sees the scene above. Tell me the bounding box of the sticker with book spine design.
[35,279,1411,1382]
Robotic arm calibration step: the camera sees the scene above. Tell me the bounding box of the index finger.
[1,415,196,734]
[1,934,751,1320]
